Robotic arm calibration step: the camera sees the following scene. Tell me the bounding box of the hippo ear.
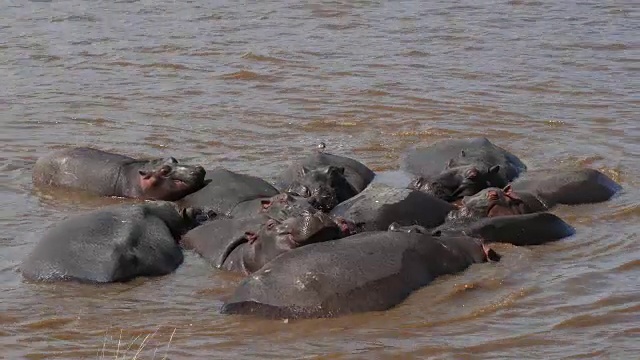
[138,170,152,179]
[388,222,400,231]
[300,166,310,176]
[489,165,500,174]
[409,177,425,190]
[460,150,466,157]
[326,166,345,176]
[503,184,512,194]
[260,199,272,210]
[484,246,502,262]
[244,231,258,244]
[448,159,457,168]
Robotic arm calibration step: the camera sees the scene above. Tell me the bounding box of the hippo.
[228,192,317,220]
[508,168,622,207]
[274,147,376,212]
[426,212,576,246]
[178,167,280,215]
[330,183,455,231]
[445,185,548,221]
[402,138,527,202]
[275,146,376,193]
[183,210,352,274]
[21,201,213,283]
[220,231,500,320]
[32,147,207,201]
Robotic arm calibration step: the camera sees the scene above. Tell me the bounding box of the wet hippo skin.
[21,201,211,283]
[32,147,207,201]
[220,231,499,319]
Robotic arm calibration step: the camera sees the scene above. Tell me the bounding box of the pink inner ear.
[245,231,258,244]
[261,200,272,210]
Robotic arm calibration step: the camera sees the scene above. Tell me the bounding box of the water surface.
[1,0,639,358]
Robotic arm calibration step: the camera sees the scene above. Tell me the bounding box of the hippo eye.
[487,190,499,201]
[266,219,278,230]
[168,157,178,164]
[159,165,172,176]
[300,186,310,197]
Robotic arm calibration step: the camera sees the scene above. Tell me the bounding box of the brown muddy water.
[1,0,639,359]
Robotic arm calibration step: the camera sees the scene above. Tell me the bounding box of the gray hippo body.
[402,138,527,202]
[396,212,575,246]
[21,202,208,283]
[429,212,575,246]
[183,211,350,274]
[182,216,268,273]
[330,183,455,231]
[32,147,207,201]
[228,193,317,219]
[509,168,622,207]
[220,231,498,319]
[178,167,279,216]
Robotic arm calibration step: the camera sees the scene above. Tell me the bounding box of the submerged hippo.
[228,192,317,219]
[330,183,455,231]
[220,231,500,320]
[275,147,376,211]
[403,138,527,202]
[439,213,575,246]
[446,185,547,221]
[508,168,622,207]
[392,211,575,247]
[183,210,351,274]
[32,147,207,201]
[21,201,213,283]
[276,147,376,193]
[178,167,279,215]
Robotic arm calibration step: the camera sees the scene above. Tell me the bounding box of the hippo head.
[258,192,317,220]
[409,165,501,202]
[239,210,343,273]
[179,207,218,230]
[286,165,358,212]
[136,157,206,201]
[446,185,528,221]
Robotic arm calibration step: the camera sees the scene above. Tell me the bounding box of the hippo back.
[178,167,279,215]
[32,147,130,196]
[181,216,268,267]
[330,183,454,231]
[509,168,622,206]
[220,231,489,319]
[20,202,184,283]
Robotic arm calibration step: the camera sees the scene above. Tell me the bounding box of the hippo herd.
[22,137,622,320]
